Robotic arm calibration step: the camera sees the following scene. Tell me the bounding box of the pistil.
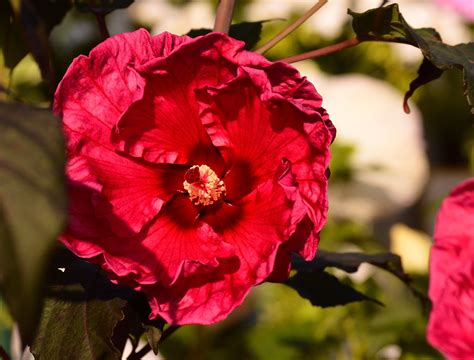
[183,165,225,206]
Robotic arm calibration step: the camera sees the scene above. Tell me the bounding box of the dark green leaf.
[349,3,474,113]
[349,4,424,44]
[286,271,382,307]
[31,283,126,360]
[292,250,429,310]
[32,252,139,359]
[1,0,69,91]
[8,0,61,88]
[74,0,134,14]
[293,250,408,280]
[186,28,212,38]
[403,58,443,113]
[0,1,28,70]
[32,0,72,33]
[0,102,66,343]
[187,21,266,50]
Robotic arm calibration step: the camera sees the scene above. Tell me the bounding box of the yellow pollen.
[183,165,225,206]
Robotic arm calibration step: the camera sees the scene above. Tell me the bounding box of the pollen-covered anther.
[183,165,226,206]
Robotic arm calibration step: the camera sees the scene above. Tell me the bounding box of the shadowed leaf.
[31,250,141,359]
[187,21,266,50]
[349,3,474,113]
[403,58,443,113]
[292,250,428,309]
[0,102,66,343]
[286,271,382,307]
[74,0,134,14]
[0,1,28,71]
[31,283,126,360]
[293,250,407,279]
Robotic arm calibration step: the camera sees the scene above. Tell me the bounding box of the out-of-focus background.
[1,0,473,359]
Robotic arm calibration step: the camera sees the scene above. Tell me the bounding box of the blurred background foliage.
[1,0,473,359]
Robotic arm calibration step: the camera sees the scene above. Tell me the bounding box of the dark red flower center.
[183,164,226,206]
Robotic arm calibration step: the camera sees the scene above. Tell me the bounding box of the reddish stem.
[256,0,327,54]
[213,0,235,34]
[280,38,361,63]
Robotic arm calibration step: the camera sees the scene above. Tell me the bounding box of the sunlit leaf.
[0,102,66,343]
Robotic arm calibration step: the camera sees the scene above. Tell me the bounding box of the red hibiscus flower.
[54,29,334,324]
[427,179,474,359]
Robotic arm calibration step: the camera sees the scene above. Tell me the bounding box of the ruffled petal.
[55,29,192,154]
[197,73,332,240]
[198,75,313,195]
[113,33,241,164]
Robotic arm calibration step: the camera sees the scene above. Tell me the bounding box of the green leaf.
[74,0,134,14]
[286,271,382,307]
[187,21,266,50]
[349,3,474,113]
[0,102,66,343]
[31,283,126,360]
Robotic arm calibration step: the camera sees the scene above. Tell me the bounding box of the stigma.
[183,165,225,206]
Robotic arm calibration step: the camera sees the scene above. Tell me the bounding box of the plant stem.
[95,12,110,40]
[255,0,327,54]
[280,38,361,63]
[160,325,180,343]
[128,344,151,360]
[213,0,235,34]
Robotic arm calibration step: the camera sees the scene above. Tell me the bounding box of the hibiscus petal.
[113,73,218,165]
[55,30,193,152]
[67,146,187,235]
[198,76,309,189]
[113,33,242,164]
[60,181,135,260]
[199,70,333,233]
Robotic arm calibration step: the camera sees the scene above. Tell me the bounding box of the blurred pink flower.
[436,0,474,21]
[427,178,474,359]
